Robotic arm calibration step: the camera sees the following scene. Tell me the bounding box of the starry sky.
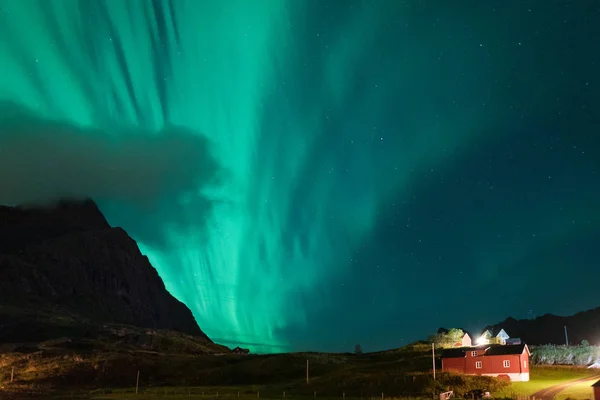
[0,1,599,353]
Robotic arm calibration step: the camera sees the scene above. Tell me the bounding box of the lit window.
[475,361,482,369]
[503,360,510,368]
[471,351,477,357]
[524,361,527,368]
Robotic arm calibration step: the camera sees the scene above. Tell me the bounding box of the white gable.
[496,329,510,339]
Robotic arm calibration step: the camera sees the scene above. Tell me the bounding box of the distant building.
[593,380,600,400]
[441,344,530,382]
[477,328,510,345]
[496,329,510,344]
[232,346,250,354]
[455,332,473,347]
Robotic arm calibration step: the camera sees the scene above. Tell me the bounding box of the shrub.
[432,372,509,396]
[530,345,600,366]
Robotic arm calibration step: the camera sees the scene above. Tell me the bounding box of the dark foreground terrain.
[0,340,508,399]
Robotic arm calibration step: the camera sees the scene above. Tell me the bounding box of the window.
[503,360,510,368]
[475,361,482,369]
[524,361,527,368]
[471,351,477,357]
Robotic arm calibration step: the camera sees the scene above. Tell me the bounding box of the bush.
[429,329,465,349]
[530,345,600,366]
[433,372,509,396]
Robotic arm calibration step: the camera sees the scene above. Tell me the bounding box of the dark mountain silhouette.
[0,198,209,342]
[488,307,600,346]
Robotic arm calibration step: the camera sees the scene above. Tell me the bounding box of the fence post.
[11,367,15,383]
[343,393,345,400]
[314,391,317,398]
[136,370,140,395]
[258,391,260,398]
[283,391,286,398]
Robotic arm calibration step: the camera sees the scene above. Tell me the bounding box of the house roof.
[480,327,509,338]
[441,344,528,359]
[479,327,493,336]
[440,348,470,358]
[484,343,527,356]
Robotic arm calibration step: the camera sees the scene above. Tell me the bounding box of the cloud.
[0,101,222,246]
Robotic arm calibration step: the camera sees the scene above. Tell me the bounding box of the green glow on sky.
[4,1,597,353]
[0,0,495,352]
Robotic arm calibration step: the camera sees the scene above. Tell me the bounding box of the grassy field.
[54,387,433,400]
[2,363,593,400]
[35,365,596,400]
[495,366,598,398]
[554,379,596,400]
[0,342,510,399]
[3,334,597,400]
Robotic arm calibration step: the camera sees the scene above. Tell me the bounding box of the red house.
[592,380,600,400]
[441,344,530,382]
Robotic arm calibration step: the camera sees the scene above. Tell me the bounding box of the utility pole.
[306,359,309,384]
[564,326,569,346]
[432,343,436,381]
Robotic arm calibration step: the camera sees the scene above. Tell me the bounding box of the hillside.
[488,307,600,346]
[0,342,508,398]
[0,199,231,396]
[0,199,207,340]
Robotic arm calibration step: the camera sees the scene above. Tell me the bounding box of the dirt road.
[531,374,600,400]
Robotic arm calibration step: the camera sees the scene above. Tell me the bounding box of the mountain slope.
[0,199,208,342]
[488,306,600,345]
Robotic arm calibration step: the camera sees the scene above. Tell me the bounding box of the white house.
[477,328,510,345]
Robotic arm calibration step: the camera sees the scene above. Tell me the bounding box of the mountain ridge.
[488,306,600,346]
[0,198,209,342]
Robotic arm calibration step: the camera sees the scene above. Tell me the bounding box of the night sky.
[0,1,599,353]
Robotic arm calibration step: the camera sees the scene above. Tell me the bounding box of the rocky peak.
[0,199,209,342]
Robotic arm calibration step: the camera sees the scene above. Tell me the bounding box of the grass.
[4,330,594,400]
[12,364,593,400]
[555,379,596,400]
[51,391,435,400]
[0,341,509,399]
[495,366,598,398]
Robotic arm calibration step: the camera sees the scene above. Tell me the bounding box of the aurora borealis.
[1,1,599,352]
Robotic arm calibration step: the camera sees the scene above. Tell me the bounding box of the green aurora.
[1,1,599,352]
